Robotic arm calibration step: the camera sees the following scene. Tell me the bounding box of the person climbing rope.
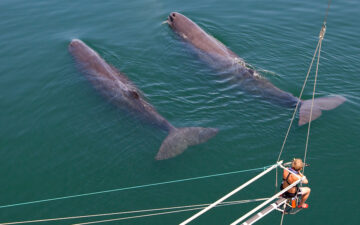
[280,158,311,208]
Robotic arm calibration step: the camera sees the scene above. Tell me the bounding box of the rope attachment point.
[319,24,326,40]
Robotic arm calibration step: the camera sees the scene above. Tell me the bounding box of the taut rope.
[275,0,331,188]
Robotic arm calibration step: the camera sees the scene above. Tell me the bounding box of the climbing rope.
[275,40,320,189]
[275,0,331,187]
[302,0,331,173]
[0,165,270,210]
[303,25,325,173]
[0,198,269,225]
[276,2,332,225]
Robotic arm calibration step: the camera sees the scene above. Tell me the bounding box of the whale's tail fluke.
[155,127,218,160]
[299,96,346,126]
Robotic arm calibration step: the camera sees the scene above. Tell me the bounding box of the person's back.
[281,158,311,208]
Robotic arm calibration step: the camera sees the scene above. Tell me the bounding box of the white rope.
[277,2,331,225]
[72,207,205,225]
[77,198,269,225]
[302,0,329,173]
[275,41,320,188]
[276,0,331,187]
[0,198,269,225]
[303,25,325,173]
[276,41,321,164]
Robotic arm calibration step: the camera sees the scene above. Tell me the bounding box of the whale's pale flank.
[167,12,346,125]
[69,39,218,160]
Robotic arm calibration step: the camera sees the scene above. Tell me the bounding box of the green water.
[1,0,359,224]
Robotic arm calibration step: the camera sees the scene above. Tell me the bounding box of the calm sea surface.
[1,0,359,224]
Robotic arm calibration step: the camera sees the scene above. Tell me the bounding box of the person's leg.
[299,187,311,207]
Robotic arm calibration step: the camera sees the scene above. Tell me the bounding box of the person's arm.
[299,172,309,184]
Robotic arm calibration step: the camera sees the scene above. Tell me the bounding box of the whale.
[167,12,346,125]
[69,39,218,160]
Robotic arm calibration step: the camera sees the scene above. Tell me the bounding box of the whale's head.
[69,39,87,52]
[69,39,98,63]
[167,12,177,27]
[167,12,195,37]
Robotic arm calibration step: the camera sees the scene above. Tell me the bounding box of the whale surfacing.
[69,39,217,160]
[167,12,346,125]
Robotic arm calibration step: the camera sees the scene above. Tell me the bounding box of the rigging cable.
[0,198,269,225]
[275,0,331,188]
[303,24,326,173]
[277,1,332,225]
[302,0,331,173]
[0,165,270,210]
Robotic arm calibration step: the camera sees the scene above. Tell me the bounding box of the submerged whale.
[69,39,218,160]
[167,12,346,125]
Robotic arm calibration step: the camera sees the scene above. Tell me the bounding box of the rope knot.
[319,24,326,40]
